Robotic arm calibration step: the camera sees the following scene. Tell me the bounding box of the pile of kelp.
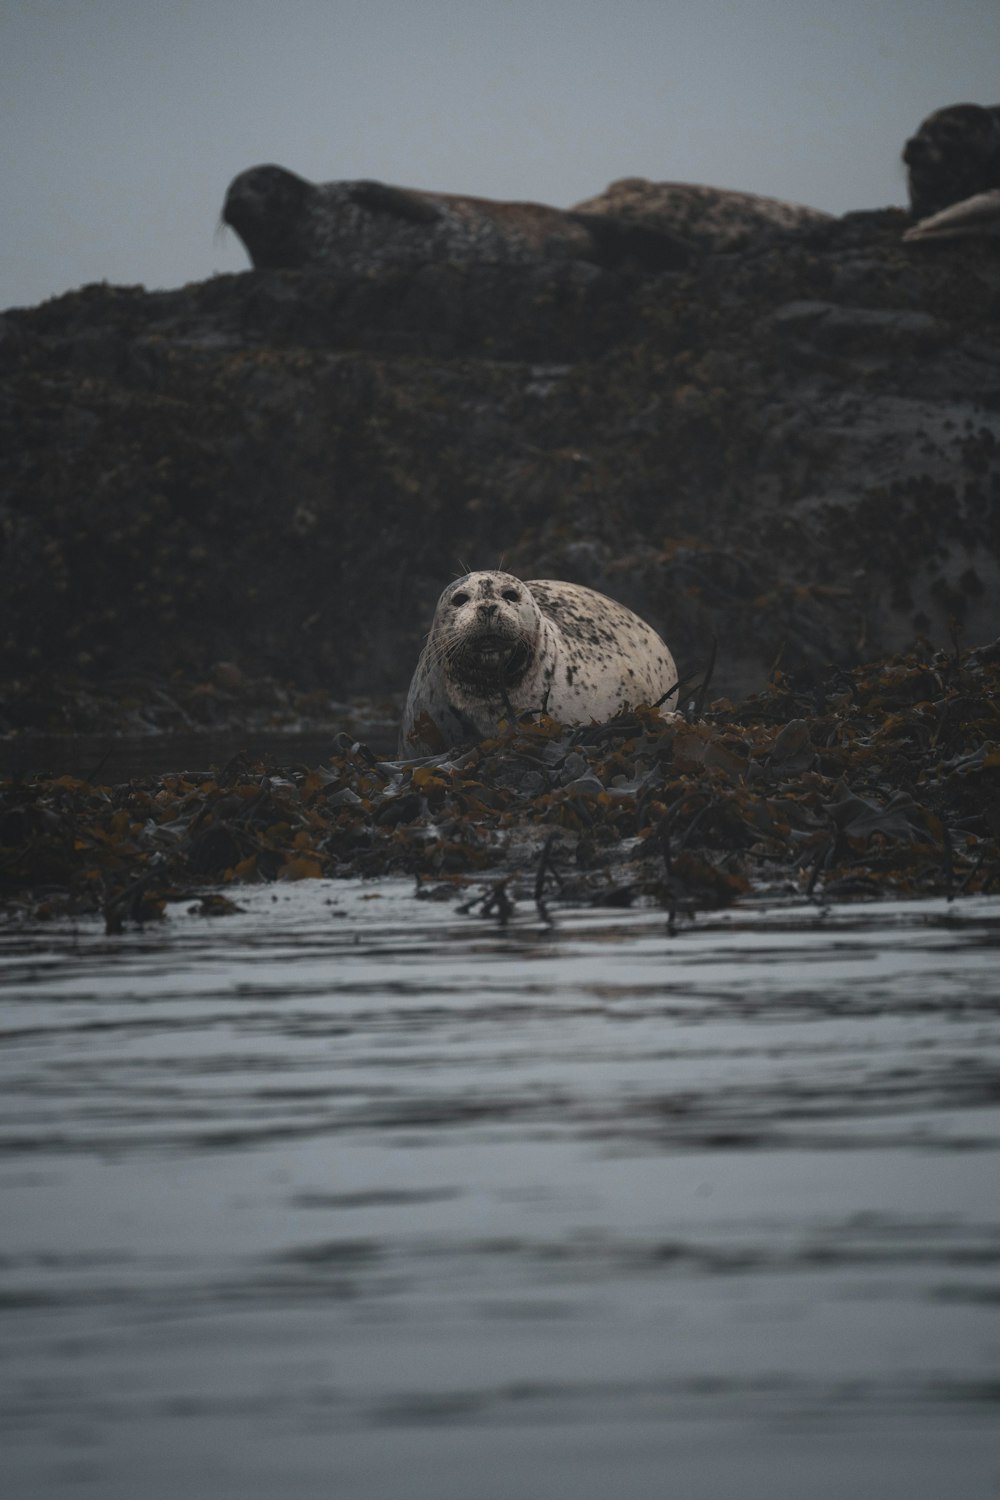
[2,640,999,929]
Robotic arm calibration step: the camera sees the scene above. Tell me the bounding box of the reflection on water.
[2,883,1000,1499]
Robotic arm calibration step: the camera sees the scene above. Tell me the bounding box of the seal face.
[903,103,1000,222]
[222,165,691,274]
[399,571,678,755]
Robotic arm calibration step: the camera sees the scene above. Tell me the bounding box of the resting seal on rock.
[570,178,832,252]
[399,570,678,756]
[903,188,1000,243]
[222,165,692,274]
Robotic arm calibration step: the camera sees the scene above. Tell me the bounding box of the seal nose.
[478,601,498,621]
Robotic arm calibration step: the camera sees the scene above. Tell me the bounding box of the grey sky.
[2,0,998,311]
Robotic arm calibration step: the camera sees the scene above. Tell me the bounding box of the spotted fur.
[222,165,691,274]
[399,571,678,756]
[571,178,830,251]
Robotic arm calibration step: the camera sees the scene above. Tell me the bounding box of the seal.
[399,570,678,756]
[571,178,831,252]
[222,165,692,274]
[903,188,1000,244]
[902,103,1000,222]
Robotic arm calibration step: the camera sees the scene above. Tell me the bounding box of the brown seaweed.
[2,640,999,927]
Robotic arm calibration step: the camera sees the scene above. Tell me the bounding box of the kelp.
[2,641,999,929]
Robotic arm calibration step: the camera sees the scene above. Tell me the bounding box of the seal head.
[223,165,319,269]
[903,103,1000,220]
[430,573,538,695]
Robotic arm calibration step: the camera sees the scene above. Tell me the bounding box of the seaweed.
[3,640,998,928]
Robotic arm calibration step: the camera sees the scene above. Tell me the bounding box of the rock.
[1,208,999,727]
[767,300,943,354]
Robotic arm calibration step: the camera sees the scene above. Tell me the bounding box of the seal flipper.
[348,180,444,225]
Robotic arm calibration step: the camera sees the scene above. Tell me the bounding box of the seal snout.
[222,164,317,269]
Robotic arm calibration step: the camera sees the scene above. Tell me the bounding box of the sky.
[2,0,999,311]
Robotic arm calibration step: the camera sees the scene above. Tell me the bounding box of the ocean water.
[2,881,999,1499]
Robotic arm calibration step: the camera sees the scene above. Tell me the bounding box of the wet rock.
[768,300,943,354]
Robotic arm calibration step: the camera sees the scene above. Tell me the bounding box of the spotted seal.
[570,178,832,252]
[399,570,678,756]
[222,165,691,274]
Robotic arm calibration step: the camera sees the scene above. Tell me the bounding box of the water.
[2,882,1000,1499]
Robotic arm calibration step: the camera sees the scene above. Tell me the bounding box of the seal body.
[223,165,691,274]
[571,178,831,251]
[399,571,677,756]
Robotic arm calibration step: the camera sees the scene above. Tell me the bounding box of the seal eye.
[451,591,469,606]
[501,588,520,602]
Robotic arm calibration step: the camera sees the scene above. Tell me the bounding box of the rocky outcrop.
[2,206,999,732]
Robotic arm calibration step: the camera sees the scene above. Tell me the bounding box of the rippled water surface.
[3,882,1000,1499]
